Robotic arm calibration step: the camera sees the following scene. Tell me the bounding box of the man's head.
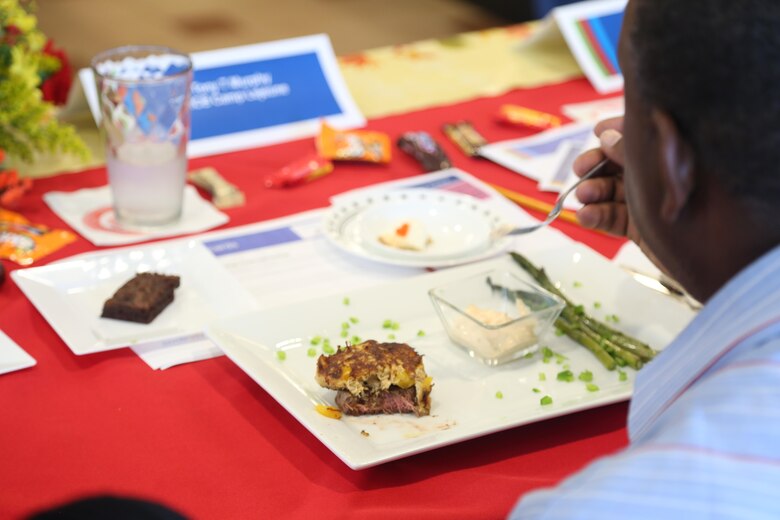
[619,0,780,300]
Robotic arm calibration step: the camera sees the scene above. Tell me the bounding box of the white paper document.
[561,96,624,122]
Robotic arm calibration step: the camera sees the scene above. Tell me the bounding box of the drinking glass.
[92,46,193,227]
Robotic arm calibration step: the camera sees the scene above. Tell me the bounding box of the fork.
[494,158,610,238]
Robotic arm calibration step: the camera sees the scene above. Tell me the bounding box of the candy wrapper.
[498,104,563,131]
[442,121,487,158]
[0,169,33,208]
[316,122,391,163]
[265,153,334,188]
[397,132,452,172]
[0,209,77,265]
[189,167,246,209]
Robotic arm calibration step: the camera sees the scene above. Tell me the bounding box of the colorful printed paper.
[552,0,626,94]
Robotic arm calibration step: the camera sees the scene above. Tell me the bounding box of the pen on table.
[489,184,580,226]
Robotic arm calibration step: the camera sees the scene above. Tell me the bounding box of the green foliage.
[0,0,88,164]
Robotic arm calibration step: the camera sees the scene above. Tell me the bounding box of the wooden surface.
[37,0,507,70]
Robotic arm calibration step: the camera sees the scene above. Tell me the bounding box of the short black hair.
[630,0,780,215]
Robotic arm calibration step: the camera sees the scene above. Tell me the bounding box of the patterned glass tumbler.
[92,46,193,227]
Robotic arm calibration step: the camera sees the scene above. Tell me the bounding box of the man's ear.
[651,109,696,222]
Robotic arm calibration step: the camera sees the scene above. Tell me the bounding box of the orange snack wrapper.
[0,209,77,265]
[498,104,563,131]
[316,122,391,163]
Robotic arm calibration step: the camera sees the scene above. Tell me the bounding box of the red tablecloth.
[0,78,628,519]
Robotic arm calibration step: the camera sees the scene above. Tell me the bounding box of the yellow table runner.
[339,22,581,118]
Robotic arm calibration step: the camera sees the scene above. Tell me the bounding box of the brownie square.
[101,273,181,324]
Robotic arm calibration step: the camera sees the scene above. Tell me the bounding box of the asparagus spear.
[555,317,616,370]
[577,324,643,370]
[509,252,657,369]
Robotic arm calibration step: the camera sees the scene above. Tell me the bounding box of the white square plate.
[12,240,257,355]
[208,243,696,469]
[0,329,36,375]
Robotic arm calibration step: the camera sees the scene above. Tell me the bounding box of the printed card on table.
[480,121,594,181]
[552,0,626,94]
[80,34,365,157]
[479,122,599,210]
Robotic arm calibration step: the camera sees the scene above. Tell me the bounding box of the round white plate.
[323,189,511,268]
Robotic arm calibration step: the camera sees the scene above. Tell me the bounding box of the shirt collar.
[629,244,780,441]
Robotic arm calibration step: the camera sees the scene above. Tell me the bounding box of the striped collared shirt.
[509,245,780,519]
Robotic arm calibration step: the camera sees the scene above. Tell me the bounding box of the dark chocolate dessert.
[101,273,180,324]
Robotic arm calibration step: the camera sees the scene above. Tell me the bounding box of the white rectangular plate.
[12,240,257,355]
[0,329,36,375]
[208,244,695,469]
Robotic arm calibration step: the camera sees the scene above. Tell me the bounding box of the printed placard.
[80,34,365,157]
[553,0,626,94]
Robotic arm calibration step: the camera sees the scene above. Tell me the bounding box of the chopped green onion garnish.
[351,336,361,344]
[340,330,348,338]
[341,322,350,330]
[554,328,565,337]
[349,316,359,324]
[539,373,547,381]
[578,370,593,382]
[343,297,350,306]
[593,301,602,309]
[540,396,553,406]
[586,383,600,392]
[495,391,504,399]
[388,333,396,340]
[574,304,585,316]
[310,336,322,346]
[573,281,583,288]
[276,351,286,361]
[556,370,574,382]
[532,388,541,393]
[382,320,400,330]
[323,344,335,355]
[417,330,426,337]
[618,370,628,382]
[307,348,317,357]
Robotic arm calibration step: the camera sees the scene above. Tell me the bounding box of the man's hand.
[573,117,639,242]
